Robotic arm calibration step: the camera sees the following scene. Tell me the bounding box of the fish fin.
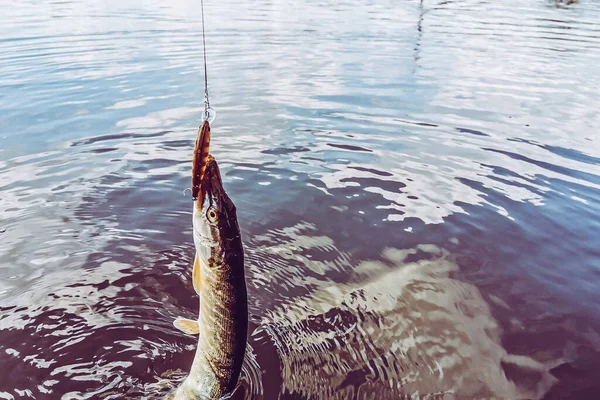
[173,317,200,335]
[192,253,201,295]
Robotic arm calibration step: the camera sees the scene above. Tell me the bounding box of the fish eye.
[206,207,219,223]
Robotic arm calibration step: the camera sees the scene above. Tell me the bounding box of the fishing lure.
[191,120,211,203]
[190,0,216,205]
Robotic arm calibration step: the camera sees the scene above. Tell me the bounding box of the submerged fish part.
[255,243,558,399]
[174,156,248,400]
[191,121,211,203]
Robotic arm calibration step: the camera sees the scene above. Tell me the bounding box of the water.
[1,0,600,398]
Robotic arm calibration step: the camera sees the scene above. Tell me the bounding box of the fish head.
[192,156,243,272]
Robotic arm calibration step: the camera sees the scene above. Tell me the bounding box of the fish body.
[174,156,248,400]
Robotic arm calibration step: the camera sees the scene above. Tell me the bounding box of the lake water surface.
[1,0,600,399]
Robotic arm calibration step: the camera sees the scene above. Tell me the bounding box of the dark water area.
[2,0,600,398]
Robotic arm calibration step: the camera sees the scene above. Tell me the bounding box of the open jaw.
[200,156,235,218]
[196,155,224,209]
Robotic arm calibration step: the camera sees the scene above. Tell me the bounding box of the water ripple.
[1,0,600,398]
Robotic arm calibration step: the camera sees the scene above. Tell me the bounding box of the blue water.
[1,0,600,398]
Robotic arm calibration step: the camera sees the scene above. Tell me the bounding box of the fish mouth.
[194,155,223,209]
[201,156,227,207]
[202,155,234,211]
[203,156,221,187]
[193,156,234,249]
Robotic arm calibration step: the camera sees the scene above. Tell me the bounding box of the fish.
[173,155,248,400]
[192,121,211,203]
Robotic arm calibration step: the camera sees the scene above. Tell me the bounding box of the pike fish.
[173,155,248,399]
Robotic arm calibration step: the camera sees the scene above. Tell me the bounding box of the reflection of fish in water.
[252,237,559,399]
[171,156,248,399]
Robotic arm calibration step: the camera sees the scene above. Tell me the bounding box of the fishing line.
[200,0,216,123]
